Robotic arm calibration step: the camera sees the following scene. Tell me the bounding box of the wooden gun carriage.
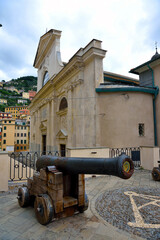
[17,154,134,225]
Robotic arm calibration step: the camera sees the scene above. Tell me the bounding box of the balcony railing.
[9,151,60,181]
[109,147,140,167]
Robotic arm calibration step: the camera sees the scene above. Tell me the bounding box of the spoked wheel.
[152,167,160,181]
[17,187,30,207]
[34,194,54,225]
[78,193,89,213]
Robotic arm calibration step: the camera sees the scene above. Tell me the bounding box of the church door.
[42,135,46,155]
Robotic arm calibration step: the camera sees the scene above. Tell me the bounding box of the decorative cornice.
[51,56,84,87]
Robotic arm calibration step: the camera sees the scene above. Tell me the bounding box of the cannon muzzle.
[36,154,134,179]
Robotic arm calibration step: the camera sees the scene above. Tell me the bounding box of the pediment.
[34,29,62,68]
[56,129,68,139]
[39,121,47,131]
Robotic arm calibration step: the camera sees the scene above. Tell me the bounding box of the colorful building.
[14,119,30,152]
[0,112,12,119]
[17,99,28,104]
[28,90,36,101]
[22,92,29,99]
[0,99,7,104]
[5,106,28,119]
[0,119,15,152]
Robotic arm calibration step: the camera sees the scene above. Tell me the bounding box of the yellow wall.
[1,119,15,151]
[5,106,28,119]
[14,123,30,152]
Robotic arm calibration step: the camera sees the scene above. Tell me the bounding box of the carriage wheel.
[34,194,54,225]
[152,167,160,181]
[17,187,30,207]
[79,193,89,213]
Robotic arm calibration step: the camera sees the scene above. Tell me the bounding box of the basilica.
[29,29,160,156]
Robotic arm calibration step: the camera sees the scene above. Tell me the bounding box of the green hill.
[4,76,37,91]
[0,76,37,112]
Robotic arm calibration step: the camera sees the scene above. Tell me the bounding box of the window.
[20,146,23,150]
[17,140,19,144]
[21,140,23,144]
[59,97,68,111]
[21,126,23,130]
[24,133,26,137]
[9,121,11,123]
[43,71,49,86]
[17,126,19,130]
[3,140,6,144]
[4,126,6,130]
[3,148,5,151]
[139,123,144,136]
[24,140,26,144]
[21,133,23,137]
[17,133,19,137]
[24,146,26,150]
[60,144,66,157]
[3,133,6,137]
[4,120,7,123]
[17,146,19,150]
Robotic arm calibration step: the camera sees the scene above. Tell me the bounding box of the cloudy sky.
[0,0,159,81]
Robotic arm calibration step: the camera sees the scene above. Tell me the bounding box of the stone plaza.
[0,169,159,240]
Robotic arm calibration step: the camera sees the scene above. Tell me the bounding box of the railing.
[9,147,140,181]
[109,147,141,168]
[9,151,60,181]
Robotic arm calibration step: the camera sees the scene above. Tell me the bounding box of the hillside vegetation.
[5,76,37,91]
[0,76,37,112]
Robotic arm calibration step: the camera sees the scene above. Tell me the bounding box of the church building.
[29,29,160,156]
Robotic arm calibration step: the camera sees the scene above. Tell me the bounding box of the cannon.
[152,160,160,181]
[17,154,134,225]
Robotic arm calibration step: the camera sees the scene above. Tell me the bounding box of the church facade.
[29,29,160,155]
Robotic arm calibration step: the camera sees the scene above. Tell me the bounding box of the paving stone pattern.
[0,169,159,240]
[95,187,160,240]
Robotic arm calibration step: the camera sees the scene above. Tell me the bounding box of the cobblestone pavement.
[0,169,159,240]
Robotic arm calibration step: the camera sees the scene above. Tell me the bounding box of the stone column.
[37,109,41,153]
[47,102,50,152]
[67,89,73,148]
[50,98,55,151]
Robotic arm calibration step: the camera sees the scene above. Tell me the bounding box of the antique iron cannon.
[17,154,134,225]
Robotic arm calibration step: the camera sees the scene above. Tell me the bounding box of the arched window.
[43,71,49,86]
[59,97,68,111]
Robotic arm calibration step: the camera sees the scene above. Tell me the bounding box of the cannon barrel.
[36,154,134,179]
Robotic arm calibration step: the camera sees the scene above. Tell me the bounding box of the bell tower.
[33,29,64,92]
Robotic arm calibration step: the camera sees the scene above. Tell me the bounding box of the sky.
[0,0,160,81]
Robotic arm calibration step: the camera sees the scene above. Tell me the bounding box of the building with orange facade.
[28,91,36,101]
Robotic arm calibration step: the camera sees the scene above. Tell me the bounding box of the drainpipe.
[147,64,159,146]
